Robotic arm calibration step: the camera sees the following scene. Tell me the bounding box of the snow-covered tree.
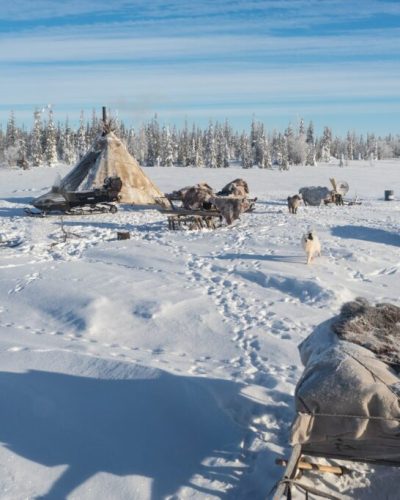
[250,120,271,167]
[30,109,43,167]
[215,124,229,168]
[43,108,58,166]
[88,109,101,144]
[278,133,289,170]
[60,118,76,165]
[305,121,316,166]
[284,123,296,165]
[5,111,18,149]
[177,121,190,167]
[240,132,253,169]
[293,118,307,165]
[189,125,203,167]
[76,111,87,160]
[257,132,272,169]
[4,112,28,166]
[319,126,332,162]
[1,107,400,171]
[205,122,218,168]
[160,125,174,167]
[137,126,148,166]
[146,115,161,166]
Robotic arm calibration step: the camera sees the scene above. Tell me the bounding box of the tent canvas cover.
[39,131,169,208]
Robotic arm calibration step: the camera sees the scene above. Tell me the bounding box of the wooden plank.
[275,458,348,475]
[161,208,221,217]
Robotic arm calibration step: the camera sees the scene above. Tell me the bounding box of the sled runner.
[272,444,351,500]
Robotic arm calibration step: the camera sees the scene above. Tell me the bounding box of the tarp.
[291,310,400,464]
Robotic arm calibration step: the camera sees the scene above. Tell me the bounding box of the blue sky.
[1,0,399,135]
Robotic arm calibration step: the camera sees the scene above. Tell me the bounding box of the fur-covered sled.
[273,298,400,499]
[156,196,223,230]
[158,182,256,230]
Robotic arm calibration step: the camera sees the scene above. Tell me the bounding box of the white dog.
[301,230,321,264]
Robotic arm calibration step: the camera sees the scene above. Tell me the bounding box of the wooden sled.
[272,444,350,500]
[166,210,222,230]
[156,197,222,230]
[156,194,257,231]
[272,440,400,500]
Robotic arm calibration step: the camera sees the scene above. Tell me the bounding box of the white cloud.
[1,61,399,108]
[1,0,399,134]
[0,29,399,64]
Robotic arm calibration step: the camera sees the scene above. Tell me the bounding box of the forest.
[1,108,399,170]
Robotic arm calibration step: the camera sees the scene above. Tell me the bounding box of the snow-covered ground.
[0,159,399,499]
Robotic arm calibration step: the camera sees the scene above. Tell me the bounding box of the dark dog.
[287,194,302,214]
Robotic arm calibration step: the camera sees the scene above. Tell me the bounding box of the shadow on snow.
[331,225,400,247]
[215,253,302,263]
[0,368,269,499]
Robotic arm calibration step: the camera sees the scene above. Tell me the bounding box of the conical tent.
[60,131,169,207]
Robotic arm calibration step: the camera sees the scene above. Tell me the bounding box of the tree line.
[1,109,399,169]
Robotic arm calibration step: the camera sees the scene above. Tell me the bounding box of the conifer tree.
[146,115,160,166]
[160,125,174,167]
[278,133,289,170]
[215,123,229,168]
[294,118,307,165]
[137,126,148,166]
[258,134,272,168]
[62,118,76,165]
[44,107,58,166]
[30,109,43,167]
[193,128,204,167]
[6,111,18,148]
[240,132,252,169]
[305,121,316,166]
[320,126,332,162]
[205,122,217,168]
[88,108,101,144]
[284,123,295,165]
[76,111,87,160]
[125,128,137,158]
[346,131,353,161]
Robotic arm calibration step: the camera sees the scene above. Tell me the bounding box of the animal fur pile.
[299,186,331,206]
[167,179,253,225]
[332,297,400,372]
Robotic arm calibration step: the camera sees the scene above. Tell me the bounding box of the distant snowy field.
[0,160,399,499]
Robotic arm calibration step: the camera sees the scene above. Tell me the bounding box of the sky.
[0,0,399,135]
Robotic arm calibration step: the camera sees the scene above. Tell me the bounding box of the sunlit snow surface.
[0,160,399,499]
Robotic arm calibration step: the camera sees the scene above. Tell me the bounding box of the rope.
[304,411,400,423]
[340,347,400,400]
[272,478,343,500]
[297,346,400,424]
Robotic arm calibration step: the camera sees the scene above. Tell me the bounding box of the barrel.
[384,190,394,201]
